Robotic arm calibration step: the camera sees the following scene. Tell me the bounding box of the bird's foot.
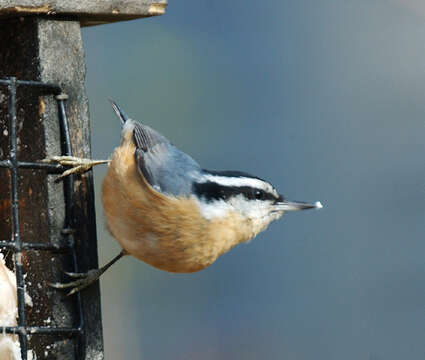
[49,251,125,295]
[49,268,103,296]
[42,156,109,181]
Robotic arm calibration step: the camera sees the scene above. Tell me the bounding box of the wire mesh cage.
[0,77,89,359]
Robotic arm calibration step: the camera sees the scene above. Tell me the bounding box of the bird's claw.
[63,271,90,279]
[49,268,103,296]
[42,156,109,182]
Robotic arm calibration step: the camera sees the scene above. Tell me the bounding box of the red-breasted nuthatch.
[50,101,322,295]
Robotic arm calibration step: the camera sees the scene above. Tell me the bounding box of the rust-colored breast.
[101,139,251,273]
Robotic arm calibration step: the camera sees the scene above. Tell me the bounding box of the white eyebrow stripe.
[199,174,278,196]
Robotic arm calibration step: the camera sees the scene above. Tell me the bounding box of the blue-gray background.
[82,1,424,359]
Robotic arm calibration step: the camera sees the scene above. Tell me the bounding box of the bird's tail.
[109,99,129,125]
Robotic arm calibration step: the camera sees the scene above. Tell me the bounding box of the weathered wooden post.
[0,1,167,359]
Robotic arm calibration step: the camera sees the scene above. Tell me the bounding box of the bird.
[49,101,322,295]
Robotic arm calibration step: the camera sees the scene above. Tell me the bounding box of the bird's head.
[192,170,322,238]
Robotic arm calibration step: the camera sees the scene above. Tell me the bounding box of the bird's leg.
[42,155,110,181]
[49,251,126,296]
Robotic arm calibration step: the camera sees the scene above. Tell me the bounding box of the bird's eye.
[254,190,264,200]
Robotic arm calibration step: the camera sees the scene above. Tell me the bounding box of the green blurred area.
[83,1,424,359]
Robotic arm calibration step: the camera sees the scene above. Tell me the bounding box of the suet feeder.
[0,1,167,359]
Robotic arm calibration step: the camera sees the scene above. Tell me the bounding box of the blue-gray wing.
[133,122,200,196]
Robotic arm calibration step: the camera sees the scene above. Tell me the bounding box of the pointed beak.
[274,199,323,212]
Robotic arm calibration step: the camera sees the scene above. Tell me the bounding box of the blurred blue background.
[82,1,424,359]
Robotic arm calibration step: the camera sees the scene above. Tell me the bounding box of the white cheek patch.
[194,194,273,222]
[228,195,267,218]
[228,195,281,234]
[193,197,231,220]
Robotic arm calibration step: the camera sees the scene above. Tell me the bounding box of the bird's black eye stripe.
[193,182,277,202]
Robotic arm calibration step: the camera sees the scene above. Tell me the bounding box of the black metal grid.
[0,77,85,359]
